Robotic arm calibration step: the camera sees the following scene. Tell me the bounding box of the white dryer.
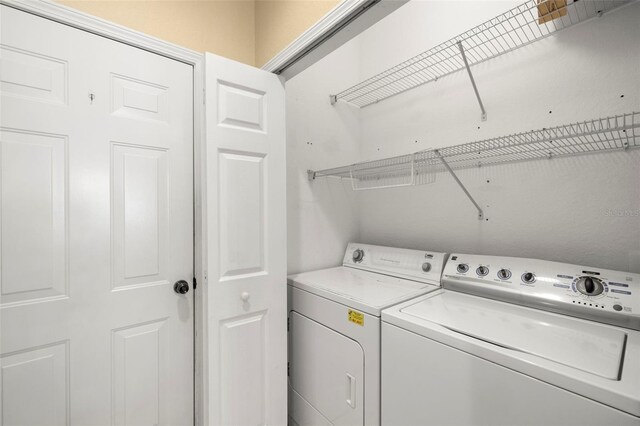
[382,253,640,425]
[288,243,447,426]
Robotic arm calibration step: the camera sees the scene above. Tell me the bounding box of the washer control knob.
[457,264,469,273]
[613,304,623,312]
[497,269,512,280]
[585,277,595,293]
[352,249,364,263]
[476,266,489,276]
[522,272,535,283]
[576,276,604,296]
[421,262,432,272]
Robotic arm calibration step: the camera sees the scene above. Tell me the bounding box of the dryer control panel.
[343,243,447,286]
[443,253,640,331]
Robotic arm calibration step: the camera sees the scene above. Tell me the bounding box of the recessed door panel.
[110,74,168,123]
[112,319,168,426]
[111,143,169,289]
[0,129,67,306]
[219,312,267,425]
[0,45,68,105]
[217,81,266,132]
[289,312,364,426]
[0,342,68,426]
[218,151,265,279]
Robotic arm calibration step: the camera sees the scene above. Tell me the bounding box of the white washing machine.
[382,253,640,425]
[288,243,447,426]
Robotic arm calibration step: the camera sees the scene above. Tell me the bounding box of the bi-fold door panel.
[0,5,193,425]
[205,52,287,426]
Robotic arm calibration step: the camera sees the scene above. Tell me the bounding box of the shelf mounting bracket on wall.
[457,41,487,122]
[308,169,317,181]
[434,149,484,220]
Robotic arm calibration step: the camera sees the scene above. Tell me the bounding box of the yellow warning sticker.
[348,309,364,326]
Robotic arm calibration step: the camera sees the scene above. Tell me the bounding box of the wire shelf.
[346,153,438,190]
[309,112,640,190]
[332,0,631,107]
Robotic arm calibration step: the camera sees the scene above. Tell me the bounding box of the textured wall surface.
[285,37,362,274]
[287,0,640,274]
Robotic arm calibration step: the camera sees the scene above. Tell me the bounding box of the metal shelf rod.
[435,150,484,220]
[457,41,487,121]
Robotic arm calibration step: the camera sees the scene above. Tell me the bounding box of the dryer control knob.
[457,264,469,273]
[352,249,364,263]
[422,262,432,272]
[522,272,535,283]
[497,269,512,280]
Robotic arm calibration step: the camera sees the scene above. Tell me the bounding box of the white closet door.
[0,6,193,425]
[205,53,286,426]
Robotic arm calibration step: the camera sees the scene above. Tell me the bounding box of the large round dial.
[575,276,604,296]
[352,249,364,263]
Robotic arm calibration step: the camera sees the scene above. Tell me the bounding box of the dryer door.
[289,312,364,426]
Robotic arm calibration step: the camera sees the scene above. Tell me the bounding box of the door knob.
[174,280,189,294]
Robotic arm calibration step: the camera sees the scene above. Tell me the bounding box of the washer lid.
[400,291,626,380]
[288,267,438,316]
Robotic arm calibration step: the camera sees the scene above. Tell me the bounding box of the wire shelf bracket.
[434,149,484,220]
[457,41,487,122]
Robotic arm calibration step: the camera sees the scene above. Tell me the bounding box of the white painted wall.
[286,0,640,274]
[285,40,362,274]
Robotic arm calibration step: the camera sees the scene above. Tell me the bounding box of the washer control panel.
[343,243,447,286]
[443,253,640,330]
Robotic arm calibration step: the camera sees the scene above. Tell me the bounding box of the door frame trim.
[0,0,207,423]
